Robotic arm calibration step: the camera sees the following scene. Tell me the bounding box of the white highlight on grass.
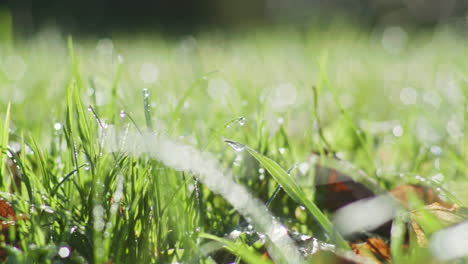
[54,122,63,131]
[422,91,441,109]
[400,87,418,105]
[3,55,27,81]
[446,115,463,141]
[96,39,114,56]
[268,83,297,111]
[139,63,160,84]
[207,78,231,104]
[58,246,71,258]
[298,162,310,175]
[333,195,398,237]
[392,125,404,137]
[104,130,304,263]
[431,221,468,261]
[382,26,408,54]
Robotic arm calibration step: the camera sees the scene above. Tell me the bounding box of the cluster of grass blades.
[0,23,466,263]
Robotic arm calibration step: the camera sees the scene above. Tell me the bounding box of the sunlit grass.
[0,23,466,263]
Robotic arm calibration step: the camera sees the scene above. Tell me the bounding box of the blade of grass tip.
[7,149,34,203]
[0,102,10,187]
[124,112,144,136]
[318,54,376,172]
[240,142,349,249]
[65,81,81,182]
[142,88,153,130]
[67,36,83,90]
[203,117,243,150]
[311,85,335,158]
[29,136,52,192]
[200,233,273,264]
[109,57,123,123]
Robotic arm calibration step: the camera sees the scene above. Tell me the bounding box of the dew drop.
[143,88,150,98]
[224,139,246,152]
[392,125,404,137]
[258,168,265,174]
[430,146,442,156]
[54,122,62,131]
[119,110,126,118]
[278,148,286,155]
[87,105,93,112]
[298,162,310,174]
[238,117,246,126]
[233,155,243,166]
[58,246,71,258]
[117,55,124,64]
[431,173,444,183]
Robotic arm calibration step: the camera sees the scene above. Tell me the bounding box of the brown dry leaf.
[410,202,463,247]
[389,185,452,209]
[0,198,18,261]
[351,237,391,264]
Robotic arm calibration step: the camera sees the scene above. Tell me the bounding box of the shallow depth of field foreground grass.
[0,24,467,263]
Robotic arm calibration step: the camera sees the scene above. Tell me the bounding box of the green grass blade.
[200,233,273,264]
[243,143,349,249]
[0,102,10,184]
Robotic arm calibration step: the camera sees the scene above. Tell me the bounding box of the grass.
[0,21,467,263]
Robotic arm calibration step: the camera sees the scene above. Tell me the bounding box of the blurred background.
[2,0,468,35]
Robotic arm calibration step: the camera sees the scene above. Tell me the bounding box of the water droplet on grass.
[58,246,71,258]
[119,110,126,118]
[224,139,245,152]
[233,155,243,166]
[117,55,124,64]
[54,122,62,131]
[143,88,150,98]
[238,117,246,126]
[392,125,404,137]
[431,173,444,183]
[278,148,286,154]
[430,145,442,155]
[298,162,310,174]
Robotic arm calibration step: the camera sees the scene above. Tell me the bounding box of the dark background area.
[3,0,468,35]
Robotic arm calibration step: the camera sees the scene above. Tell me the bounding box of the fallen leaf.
[0,198,18,261]
[351,237,391,264]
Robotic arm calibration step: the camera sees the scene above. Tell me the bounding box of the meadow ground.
[0,23,467,263]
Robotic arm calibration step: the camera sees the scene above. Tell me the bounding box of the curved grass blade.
[200,233,273,264]
[239,141,349,249]
[204,117,243,150]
